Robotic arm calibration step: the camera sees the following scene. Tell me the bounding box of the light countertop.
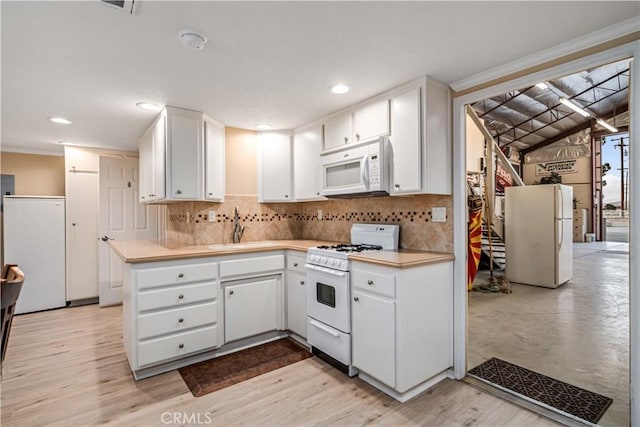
[109,239,453,268]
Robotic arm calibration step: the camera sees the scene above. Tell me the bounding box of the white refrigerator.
[3,196,67,313]
[505,184,573,288]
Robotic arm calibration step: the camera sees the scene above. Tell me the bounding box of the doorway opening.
[464,59,631,426]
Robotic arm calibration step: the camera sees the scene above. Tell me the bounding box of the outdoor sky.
[602,133,629,205]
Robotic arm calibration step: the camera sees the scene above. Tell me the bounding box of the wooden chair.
[1,264,25,367]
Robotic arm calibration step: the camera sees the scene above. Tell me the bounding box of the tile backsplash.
[166,194,453,253]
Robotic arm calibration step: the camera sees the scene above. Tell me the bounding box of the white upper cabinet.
[352,99,390,144]
[204,117,225,202]
[151,111,166,201]
[166,106,203,200]
[323,112,352,150]
[323,100,390,151]
[258,131,293,202]
[390,86,422,195]
[139,107,225,203]
[138,128,153,203]
[293,124,325,201]
[388,77,451,196]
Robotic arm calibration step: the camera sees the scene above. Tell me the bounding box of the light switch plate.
[431,207,446,222]
[208,210,216,222]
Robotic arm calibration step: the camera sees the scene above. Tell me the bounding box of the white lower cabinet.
[285,251,307,338]
[351,260,453,399]
[223,276,280,343]
[352,291,395,387]
[122,258,221,378]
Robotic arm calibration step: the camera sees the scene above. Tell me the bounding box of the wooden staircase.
[481,225,506,271]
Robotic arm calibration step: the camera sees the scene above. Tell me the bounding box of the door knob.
[101,236,113,242]
[353,296,359,301]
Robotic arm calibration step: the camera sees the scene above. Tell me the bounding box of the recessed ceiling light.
[329,84,351,95]
[178,29,207,49]
[255,123,272,130]
[136,102,161,111]
[48,116,72,125]
[535,82,549,90]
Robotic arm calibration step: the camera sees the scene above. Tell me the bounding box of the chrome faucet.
[232,206,245,243]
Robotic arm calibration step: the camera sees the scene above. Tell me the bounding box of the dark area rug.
[469,357,612,424]
[179,338,313,397]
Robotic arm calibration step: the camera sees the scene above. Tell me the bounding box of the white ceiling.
[2,1,639,154]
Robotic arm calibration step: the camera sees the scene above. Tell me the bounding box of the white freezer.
[505,184,573,288]
[3,196,67,313]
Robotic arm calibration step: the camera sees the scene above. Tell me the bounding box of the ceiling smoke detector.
[179,29,207,50]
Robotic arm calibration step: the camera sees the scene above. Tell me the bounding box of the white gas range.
[305,224,399,376]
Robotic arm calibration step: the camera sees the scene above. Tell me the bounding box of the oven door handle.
[309,319,340,338]
[304,263,348,278]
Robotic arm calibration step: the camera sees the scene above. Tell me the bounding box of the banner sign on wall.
[535,160,578,176]
[495,163,513,192]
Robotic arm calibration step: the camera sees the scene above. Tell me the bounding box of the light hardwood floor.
[1,304,556,427]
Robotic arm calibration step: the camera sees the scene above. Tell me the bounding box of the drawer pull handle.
[300,280,305,285]
[178,344,184,349]
[229,290,234,295]
[293,263,298,267]
[367,280,374,285]
[178,294,184,299]
[178,318,184,323]
[353,296,359,301]
[178,273,184,278]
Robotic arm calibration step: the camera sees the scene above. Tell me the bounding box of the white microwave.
[320,137,391,198]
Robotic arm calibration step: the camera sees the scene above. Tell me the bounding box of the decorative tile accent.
[166,194,453,252]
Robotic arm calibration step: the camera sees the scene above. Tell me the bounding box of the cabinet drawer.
[137,325,219,367]
[352,269,395,298]
[220,255,284,279]
[138,301,218,339]
[137,262,217,289]
[138,281,217,312]
[287,254,307,274]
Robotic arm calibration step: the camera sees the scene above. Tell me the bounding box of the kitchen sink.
[208,241,281,250]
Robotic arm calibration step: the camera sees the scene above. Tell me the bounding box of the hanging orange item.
[467,200,483,291]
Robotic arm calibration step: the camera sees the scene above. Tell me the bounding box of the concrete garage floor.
[468,241,630,426]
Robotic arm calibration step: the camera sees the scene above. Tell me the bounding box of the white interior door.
[99,156,158,306]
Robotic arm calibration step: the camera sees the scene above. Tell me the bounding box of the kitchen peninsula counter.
[110,239,454,267]
[109,239,334,263]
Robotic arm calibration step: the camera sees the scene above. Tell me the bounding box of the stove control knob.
[320,257,327,264]
[340,261,348,269]
[327,258,335,266]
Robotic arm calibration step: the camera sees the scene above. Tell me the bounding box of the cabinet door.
[390,87,422,195]
[65,146,99,172]
[224,277,279,343]
[352,290,395,388]
[286,271,306,338]
[353,99,390,144]
[66,172,99,301]
[323,112,351,150]
[166,107,203,199]
[293,124,325,201]
[151,112,166,201]
[258,131,292,202]
[138,128,153,203]
[204,118,225,201]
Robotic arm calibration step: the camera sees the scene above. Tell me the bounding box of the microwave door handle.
[361,155,369,190]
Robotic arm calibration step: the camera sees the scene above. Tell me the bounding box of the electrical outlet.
[317,209,323,220]
[208,210,216,222]
[431,207,447,222]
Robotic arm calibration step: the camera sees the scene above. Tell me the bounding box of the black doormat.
[179,338,313,397]
[468,357,612,424]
